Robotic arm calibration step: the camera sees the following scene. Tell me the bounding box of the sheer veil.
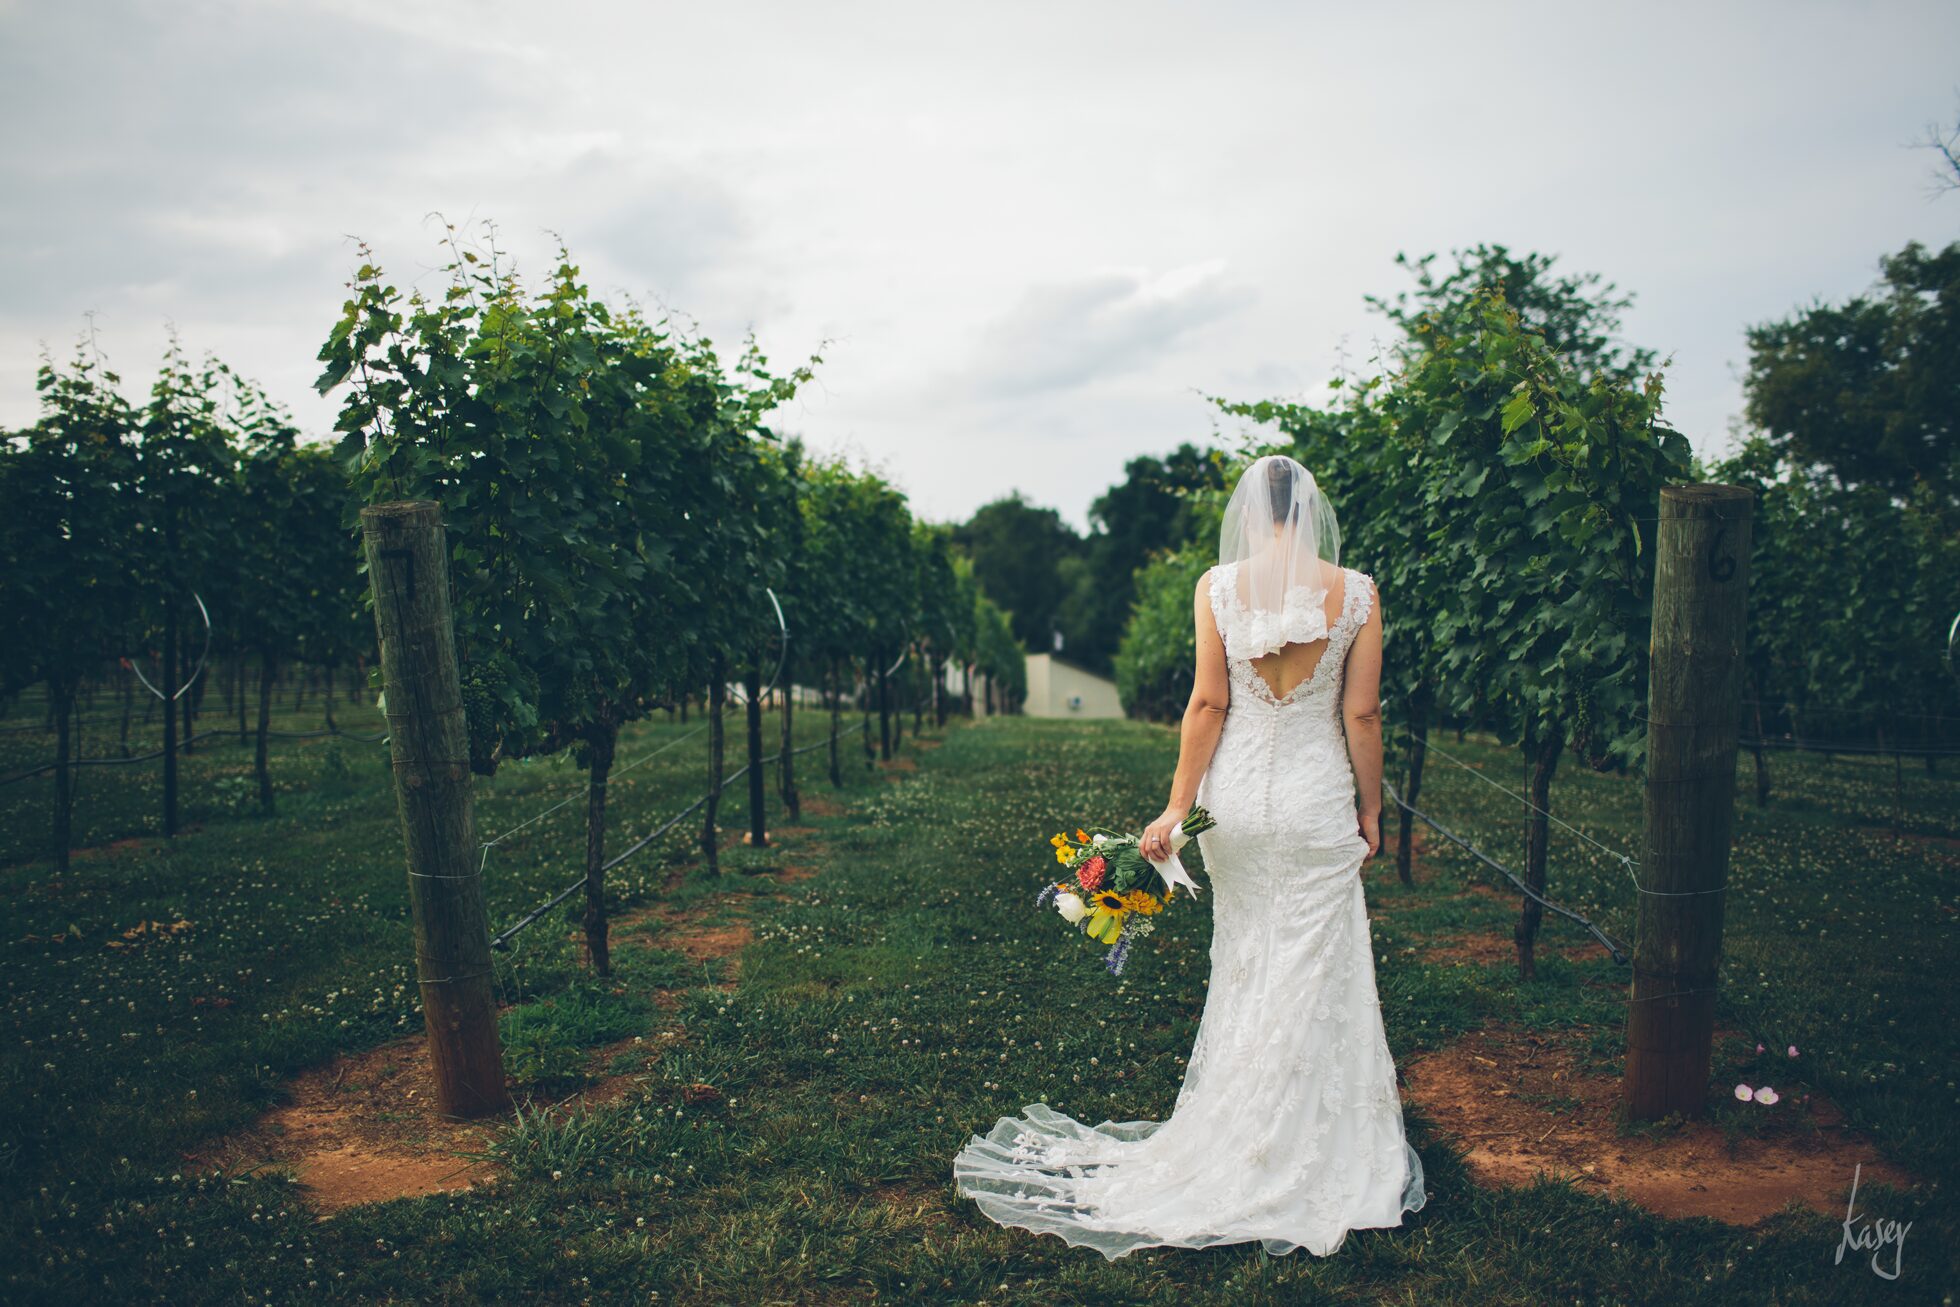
[1215,454,1342,660]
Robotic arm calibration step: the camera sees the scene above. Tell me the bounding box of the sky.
[2,0,1957,531]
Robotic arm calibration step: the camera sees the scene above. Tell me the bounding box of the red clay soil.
[190,893,773,1216]
[182,1034,504,1217]
[188,778,843,1217]
[1401,1026,1920,1225]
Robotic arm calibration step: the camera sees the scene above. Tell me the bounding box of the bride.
[952,453,1427,1259]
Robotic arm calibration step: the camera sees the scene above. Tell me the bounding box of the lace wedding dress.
[952,563,1426,1259]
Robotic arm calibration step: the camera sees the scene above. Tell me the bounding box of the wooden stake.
[361,500,510,1119]
[1622,484,1751,1122]
[744,660,768,848]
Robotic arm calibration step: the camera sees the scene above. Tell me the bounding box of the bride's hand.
[1358,810,1381,858]
[1141,806,1187,860]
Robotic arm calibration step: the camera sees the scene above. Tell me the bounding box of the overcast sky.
[3,0,1956,530]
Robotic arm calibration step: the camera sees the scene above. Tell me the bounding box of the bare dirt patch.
[72,836,150,862]
[1418,929,1603,967]
[184,1035,502,1217]
[619,903,755,996]
[189,750,852,1217]
[1402,1026,1919,1225]
[800,792,846,818]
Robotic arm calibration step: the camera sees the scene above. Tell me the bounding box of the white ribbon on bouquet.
[1143,826,1204,899]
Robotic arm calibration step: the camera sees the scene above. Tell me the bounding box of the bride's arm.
[1141,572,1230,860]
[1342,580,1385,856]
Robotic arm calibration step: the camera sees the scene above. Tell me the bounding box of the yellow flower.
[1049,833,1069,849]
[1055,846,1075,865]
[1119,889,1162,915]
[1092,890,1125,912]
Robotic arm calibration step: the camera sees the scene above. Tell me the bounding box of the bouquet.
[1038,806,1215,976]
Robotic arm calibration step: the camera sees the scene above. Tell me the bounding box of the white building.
[1022,653,1124,720]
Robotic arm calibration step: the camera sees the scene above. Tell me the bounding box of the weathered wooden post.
[779,651,802,822]
[362,500,511,1119]
[1623,484,1752,1121]
[744,661,769,847]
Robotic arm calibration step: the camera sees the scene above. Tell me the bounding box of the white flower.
[1054,892,1089,924]
[1092,833,1107,844]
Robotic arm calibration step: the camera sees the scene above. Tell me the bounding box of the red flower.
[1076,855,1107,893]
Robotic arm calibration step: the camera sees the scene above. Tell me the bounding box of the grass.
[1,701,1954,1303]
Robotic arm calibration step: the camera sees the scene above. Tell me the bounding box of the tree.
[137,335,239,833]
[0,336,143,869]
[226,371,351,813]
[953,493,1081,653]
[1743,239,1960,516]
[1063,444,1225,675]
[318,225,816,970]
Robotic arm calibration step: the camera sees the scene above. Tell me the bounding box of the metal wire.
[125,592,214,702]
[489,723,844,952]
[1381,776,1629,963]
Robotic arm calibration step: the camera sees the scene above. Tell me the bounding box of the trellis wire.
[1380,776,1630,964]
[1409,732,1727,899]
[0,723,387,788]
[488,725,843,952]
[727,588,790,706]
[125,592,214,702]
[462,722,711,877]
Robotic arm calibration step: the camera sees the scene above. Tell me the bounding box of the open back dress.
[951,562,1427,1259]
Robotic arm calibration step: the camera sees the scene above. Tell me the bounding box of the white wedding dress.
[952,563,1426,1259]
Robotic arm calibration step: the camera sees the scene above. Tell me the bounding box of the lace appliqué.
[1208,560,1334,662]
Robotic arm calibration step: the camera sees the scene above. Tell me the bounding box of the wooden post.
[702,657,726,874]
[827,664,843,788]
[878,651,892,760]
[1395,689,1431,886]
[255,652,276,813]
[1623,484,1751,1122]
[744,661,768,847]
[581,720,617,976]
[362,500,510,1119]
[51,677,74,873]
[162,601,179,837]
[779,648,801,822]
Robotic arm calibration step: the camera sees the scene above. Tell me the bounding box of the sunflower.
[1091,890,1125,912]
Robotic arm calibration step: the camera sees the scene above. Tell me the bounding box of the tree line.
[0,226,1031,908]
[0,331,368,869]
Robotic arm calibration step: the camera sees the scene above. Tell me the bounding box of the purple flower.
[1787,1045,1799,1059]
[1036,882,1059,908]
[1105,929,1133,977]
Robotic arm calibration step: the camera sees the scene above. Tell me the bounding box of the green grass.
[2,707,1954,1303]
